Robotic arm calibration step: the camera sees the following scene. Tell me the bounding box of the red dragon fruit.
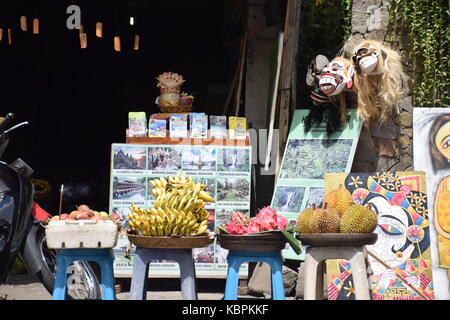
[223,207,287,234]
[223,211,251,235]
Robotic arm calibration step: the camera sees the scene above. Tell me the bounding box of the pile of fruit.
[220,207,288,235]
[296,186,378,234]
[50,204,121,222]
[126,173,215,237]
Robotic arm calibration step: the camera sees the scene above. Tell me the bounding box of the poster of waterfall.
[109,143,252,278]
[271,109,362,260]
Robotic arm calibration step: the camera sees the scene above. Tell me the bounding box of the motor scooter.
[0,113,101,299]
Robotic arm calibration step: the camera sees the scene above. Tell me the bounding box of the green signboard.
[271,109,362,260]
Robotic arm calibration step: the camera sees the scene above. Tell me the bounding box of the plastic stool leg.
[224,256,243,300]
[130,248,150,300]
[269,257,285,300]
[99,257,116,300]
[178,249,198,300]
[52,255,70,300]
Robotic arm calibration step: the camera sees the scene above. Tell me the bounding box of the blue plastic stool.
[224,250,285,300]
[52,248,116,300]
[129,247,198,300]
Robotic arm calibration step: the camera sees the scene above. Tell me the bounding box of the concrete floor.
[0,274,231,300]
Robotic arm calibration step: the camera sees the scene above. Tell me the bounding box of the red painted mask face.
[319,59,354,96]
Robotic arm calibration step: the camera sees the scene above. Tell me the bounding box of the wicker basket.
[159,105,193,113]
[217,233,287,252]
[127,233,214,249]
[296,233,378,247]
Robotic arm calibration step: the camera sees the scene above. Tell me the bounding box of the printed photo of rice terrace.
[182,148,217,171]
[272,186,305,213]
[217,148,250,172]
[112,176,146,201]
[216,178,250,202]
[306,187,325,208]
[148,147,182,171]
[113,146,147,170]
[280,139,352,179]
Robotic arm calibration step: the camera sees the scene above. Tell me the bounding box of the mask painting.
[325,172,434,300]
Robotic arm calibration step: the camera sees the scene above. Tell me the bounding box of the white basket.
[45,220,119,249]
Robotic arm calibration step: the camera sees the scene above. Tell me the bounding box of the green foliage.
[297,0,353,107]
[388,0,450,107]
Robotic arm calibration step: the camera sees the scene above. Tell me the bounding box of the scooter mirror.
[0,113,15,132]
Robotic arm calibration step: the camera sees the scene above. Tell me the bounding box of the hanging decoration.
[130,1,139,51]
[7,28,12,45]
[113,0,121,52]
[20,15,27,32]
[318,57,355,126]
[96,0,103,38]
[32,0,39,35]
[351,40,406,126]
[304,54,344,136]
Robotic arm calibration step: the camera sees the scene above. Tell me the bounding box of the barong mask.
[319,58,354,97]
[306,54,330,87]
[351,40,406,126]
[353,42,384,75]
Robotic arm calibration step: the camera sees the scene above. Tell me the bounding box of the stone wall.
[344,0,414,173]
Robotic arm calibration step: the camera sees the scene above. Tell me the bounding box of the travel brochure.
[210,115,227,138]
[229,116,247,139]
[109,143,252,277]
[128,112,246,139]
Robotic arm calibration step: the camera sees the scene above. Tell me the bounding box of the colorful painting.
[414,108,450,300]
[325,172,434,300]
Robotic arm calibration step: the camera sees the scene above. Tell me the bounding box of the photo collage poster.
[413,108,450,300]
[271,109,362,259]
[324,172,434,300]
[109,143,252,278]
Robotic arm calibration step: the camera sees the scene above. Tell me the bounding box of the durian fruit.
[296,204,316,234]
[340,203,378,233]
[324,185,354,217]
[309,203,340,233]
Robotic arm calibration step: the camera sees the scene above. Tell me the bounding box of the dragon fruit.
[223,211,250,235]
[221,207,288,234]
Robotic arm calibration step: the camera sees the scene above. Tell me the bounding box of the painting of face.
[434,121,450,163]
[319,58,354,96]
[365,195,415,270]
[325,172,434,300]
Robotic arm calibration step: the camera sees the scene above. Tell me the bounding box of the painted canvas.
[325,172,434,300]
[413,108,450,300]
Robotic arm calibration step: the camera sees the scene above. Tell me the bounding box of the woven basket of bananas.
[126,173,216,247]
[127,233,214,249]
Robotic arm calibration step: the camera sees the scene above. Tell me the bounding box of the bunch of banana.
[127,173,215,237]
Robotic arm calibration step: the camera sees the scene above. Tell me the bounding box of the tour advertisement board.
[109,143,252,278]
[271,109,362,260]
